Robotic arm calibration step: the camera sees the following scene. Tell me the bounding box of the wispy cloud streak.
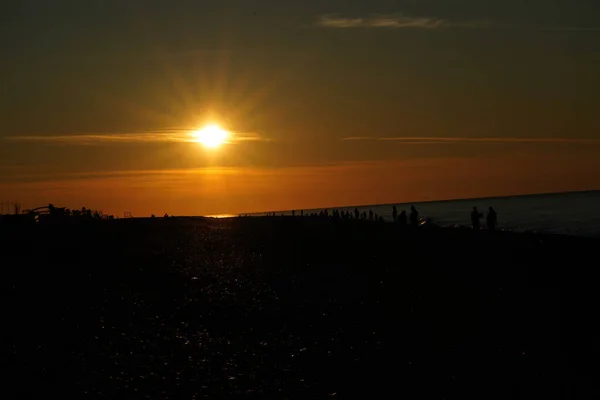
[541,27,600,32]
[316,13,492,29]
[4,129,270,145]
[342,136,600,144]
[316,14,599,32]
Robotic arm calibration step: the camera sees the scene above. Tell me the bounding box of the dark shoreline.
[237,188,600,217]
[5,217,599,398]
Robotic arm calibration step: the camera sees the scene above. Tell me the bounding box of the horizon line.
[237,188,600,216]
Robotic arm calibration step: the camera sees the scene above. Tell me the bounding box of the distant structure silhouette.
[8,203,113,223]
[0,200,21,215]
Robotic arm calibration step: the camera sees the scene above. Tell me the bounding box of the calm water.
[249,190,600,238]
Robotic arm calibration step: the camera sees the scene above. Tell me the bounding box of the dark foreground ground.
[4,217,600,398]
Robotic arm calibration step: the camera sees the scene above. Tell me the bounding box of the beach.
[5,217,599,398]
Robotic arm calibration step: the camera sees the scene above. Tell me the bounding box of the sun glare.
[192,124,230,149]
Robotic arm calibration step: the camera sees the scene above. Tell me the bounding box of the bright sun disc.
[192,124,230,149]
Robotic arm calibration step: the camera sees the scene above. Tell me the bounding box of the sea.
[242,190,600,238]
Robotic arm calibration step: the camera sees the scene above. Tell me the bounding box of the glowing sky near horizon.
[1,0,599,216]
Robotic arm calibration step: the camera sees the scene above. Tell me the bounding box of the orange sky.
[1,1,599,216]
[3,149,600,216]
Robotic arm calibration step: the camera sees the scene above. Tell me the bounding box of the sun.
[191,124,230,149]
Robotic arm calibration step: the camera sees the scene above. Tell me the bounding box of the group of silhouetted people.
[471,206,497,231]
[392,205,420,226]
[289,206,423,226]
[262,204,498,231]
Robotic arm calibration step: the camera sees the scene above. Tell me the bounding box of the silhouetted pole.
[0,200,21,215]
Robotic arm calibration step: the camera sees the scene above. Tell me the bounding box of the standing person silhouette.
[392,206,398,222]
[398,210,407,226]
[471,207,483,230]
[409,206,419,226]
[487,207,497,231]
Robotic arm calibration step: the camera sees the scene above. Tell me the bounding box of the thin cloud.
[316,13,492,29]
[541,27,600,32]
[3,129,271,145]
[342,136,600,144]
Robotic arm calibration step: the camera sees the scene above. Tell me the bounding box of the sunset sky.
[1,0,599,216]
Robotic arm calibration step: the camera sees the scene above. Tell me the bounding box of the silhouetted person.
[292,210,295,217]
[398,210,407,226]
[392,206,398,222]
[354,208,360,220]
[369,210,373,220]
[471,207,483,230]
[409,206,419,226]
[487,207,497,231]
